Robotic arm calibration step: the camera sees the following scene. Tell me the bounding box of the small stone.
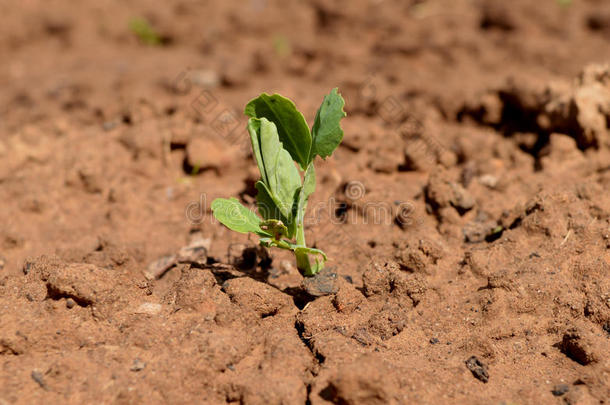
[551,384,569,397]
[130,358,146,372]
[144,254,177,280]
[463,216,500,243]
[134,302,162,315]
[449,182,475,212]
[102,121,118,131]
[302,267,339,297]
[465,355,489,383]
[190,69,220,88]
[177,235,210,264]
[478,174,498,189]
[66,298,76,309]
[429,337,439,344]
[31,370,47,390]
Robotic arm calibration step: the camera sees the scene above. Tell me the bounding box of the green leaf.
[294,246,327,261]
[274,148,301,216]
[248,119,267,185]
[128,17,162,46]
[211,198,270,237]
[245,93,312,169]
[255,181,296,238]
[249,118,301,220]
[310,88,346,162]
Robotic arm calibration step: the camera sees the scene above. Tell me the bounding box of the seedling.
[129,17,162,46]
[212,89,346,276]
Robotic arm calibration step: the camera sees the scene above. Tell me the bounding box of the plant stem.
[295,221,314,276]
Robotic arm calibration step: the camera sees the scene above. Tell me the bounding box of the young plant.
[211,89,346,276]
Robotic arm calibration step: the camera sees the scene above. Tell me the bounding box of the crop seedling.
[129,17,162,46]
[212,89,346,276]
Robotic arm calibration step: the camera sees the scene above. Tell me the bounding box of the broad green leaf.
[248,119,267,185]
[274,148,301,217]
[255,181,296,238]
[310,88,346,162]
[245,93,312,169]
[211,198,270,237]
[249,118,301,220]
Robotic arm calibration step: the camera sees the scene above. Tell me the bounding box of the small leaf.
[245,93,312,169]
[294,246,328,261]
[128,17,162,46]
[260,219,289,239]
[310,88,346,162]
[211,198,270,237]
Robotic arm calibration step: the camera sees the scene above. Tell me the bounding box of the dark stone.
[429,337,439,344]
[465,356,489,383]
[66,298,76,309]
[551,384,569,397]
[31,370,48,390]
[302,267,339,297]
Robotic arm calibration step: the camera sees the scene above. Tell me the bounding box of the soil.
[1,0,610,404]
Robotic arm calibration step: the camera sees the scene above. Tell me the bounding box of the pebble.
[30,370,47,390]
[130,358,146,372]
[551,384,569,397]
[144,254,177,280]
[102,121,118,131]
[478,174,499,189]
[66,298,76,309]
[465,355,489,383]
[190,69,220,88]
[302,267,339,297]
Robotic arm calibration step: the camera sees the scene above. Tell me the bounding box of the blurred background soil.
[0,0,609,404]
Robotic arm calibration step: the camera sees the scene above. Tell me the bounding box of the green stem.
[295,222,314,276]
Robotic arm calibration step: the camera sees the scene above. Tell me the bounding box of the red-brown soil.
[1,1,609,404]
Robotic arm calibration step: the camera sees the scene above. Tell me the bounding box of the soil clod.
[465,356,489,383]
